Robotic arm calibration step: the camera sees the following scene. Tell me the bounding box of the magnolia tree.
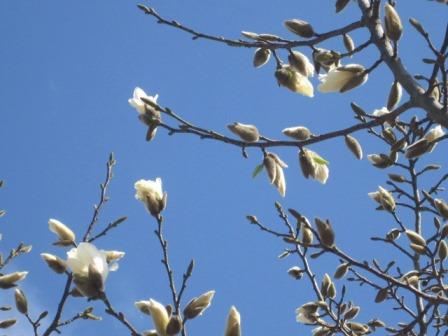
[1,0,448,335]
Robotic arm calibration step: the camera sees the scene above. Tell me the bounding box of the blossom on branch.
[135,178,167,216]
[66,242,118,298]
[317,64,367,93]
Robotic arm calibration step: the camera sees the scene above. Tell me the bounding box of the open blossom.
[318,64,367,93]
[275,65,314,97]
[135,178,167,216]
[224,306,241,336]
[66,242,118,298]
[128,87,159,115]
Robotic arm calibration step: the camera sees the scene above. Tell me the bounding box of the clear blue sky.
[0,1,446,335]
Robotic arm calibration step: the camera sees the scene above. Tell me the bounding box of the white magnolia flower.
[424,125,445,142]
[300,149,329,184]
[66,242,117,297]
[264,153,288,197]
[135,178,167,216]
[147,299,170,336]
[128,87,159,115]
[318,64,367,93]
[224,306,241,336]
[296,302,318,324]
[48,219,76,244]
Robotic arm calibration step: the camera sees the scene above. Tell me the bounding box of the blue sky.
[0,1,447,335]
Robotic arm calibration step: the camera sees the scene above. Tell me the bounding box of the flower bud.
[344,306,360,320]
[438,240,448,261]
[282,126,311,140]
[147,299,170,336]
[367,154,393,169]
[435,199,448,219]
[183,290,215,320]
[135,178,167,216]
[288,51,314,77]
[375,288,388,303]
[253,48,271,68]
[296,302,319,324]
[384,3,403,42]
[382,127,397,145]
[0,272,28,289]
[405,230,426,249]
[287,266,304,280]
[166,315,182,335]
[343,34,355,54]
[335,0,351,12]
[284,19,315,38]
[387,81,402,110]
[334,263,350,279]
[301,226,314,246]
[14,289,28,314]
[405,139,432,158]
[224,306,241,336]
[386,228,401,241]
[346,322,369,334]
[41,253,67,274]
[227,122,260,142]
[315,218,335,248]
[0,319,16,329]
[344,135,363,159]
[48,219,76,246]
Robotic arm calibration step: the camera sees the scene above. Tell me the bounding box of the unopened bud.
[334,263,350,279]
[344,135,363,159]
[438,240,448,261]
[388,173,406,183]
[405,139,432,159]
[284,19,315,38]
[0,272,28,289]
[41,253,67,274]
[287,266,304,280]
[382,127,396,145]
[387,81,402,110]
[340,72,368,93]
[166,315,182,335]
[344,306,360,320]
[183,290,215,320]
[14,289,28,314]
[48,219,76,246]
[343,34,355,54]
[282,126,311,140]
[288,51,314,77]
[335,0,351,12]
[386,228,401,241]
[0,319,17,329]
[227,122,260,142]
[253,48,271,68]
[367,154,393,169]
[315,218,335,248]
[384,3,403,42]
[435,199,448,219]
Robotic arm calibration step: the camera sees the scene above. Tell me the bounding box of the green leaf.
[252,164,264,178]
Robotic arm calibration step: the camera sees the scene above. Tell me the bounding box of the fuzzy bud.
[183,290,215,320]
[227,122,260,142]
[0,272,28,289]
[387,81,402,110]
[435,199,448,219]
[284,19,315,38]
[282,126,311,140]
[315,218,335,248]
[343,34,355,54]
[41,253,67,274]
[344,135,363,159]
[384,3,403,42]
[253,48,271,68]
[14,289,28,314]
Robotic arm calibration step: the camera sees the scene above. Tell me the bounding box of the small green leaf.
[252,164,264,178]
